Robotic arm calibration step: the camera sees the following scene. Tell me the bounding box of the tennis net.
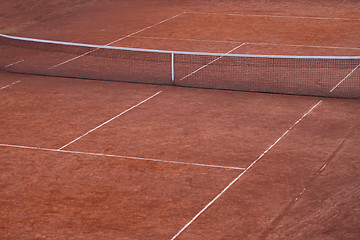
[1,34,359,98]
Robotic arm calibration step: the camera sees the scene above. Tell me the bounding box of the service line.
[0,143,245,170]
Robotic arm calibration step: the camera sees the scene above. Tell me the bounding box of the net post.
[171,52,175,84]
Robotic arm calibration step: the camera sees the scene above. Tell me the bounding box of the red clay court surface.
[1,1,360,239]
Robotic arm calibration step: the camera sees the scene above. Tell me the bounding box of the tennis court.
[1,1,359,239]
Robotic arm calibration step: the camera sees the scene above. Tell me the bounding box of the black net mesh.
[174,54,360,98]
[1,35,359,98]
[0,35,172,85]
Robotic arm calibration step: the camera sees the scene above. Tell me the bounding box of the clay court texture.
[0,0,359,239]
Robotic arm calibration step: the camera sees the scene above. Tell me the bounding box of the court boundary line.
[4,60,24,68]
[132,36,241,44]
[260,126,356,239]
[184,11,360,21]
[0,80,21,90]
[245,42,360,51]
[179,43,246,81]
[131,36,360,50]
[330,63,360,92]
[48,12,184,69]
[171,100,323,240]
[58,91,163,150]
[0,143,245,170]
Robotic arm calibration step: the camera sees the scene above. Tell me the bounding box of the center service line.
[48,12,184,70]
[0,80,21,90]
[58,91,162,150]
[179,42,247,81]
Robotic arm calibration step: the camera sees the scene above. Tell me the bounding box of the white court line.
[58,91,163,150]
[295,187,307,202]
[48,12,184,70]
[4,60,24,68]
[132,36,241,44]
[246,42,360,51]
[132,36,360,50]
[295,161,328,202]
[319,163,327,172]
[0,143,245,170]
[0,80,21,90]
[171,100,323,240]
[48,48,98,70]
[184,11,360,21]
[291,125,354,204]
[179,43,246,81]
[330,63,360,92]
